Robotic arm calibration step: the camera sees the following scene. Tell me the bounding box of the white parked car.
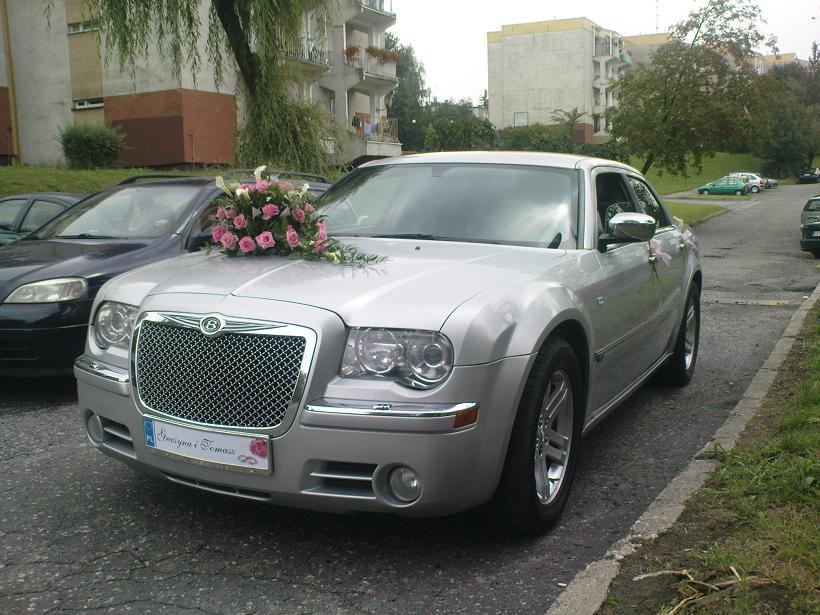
[728,172,765,193]
[75,152,702,534]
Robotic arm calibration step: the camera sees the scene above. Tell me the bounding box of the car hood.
[0,238,169,301]
[106,239,566,330]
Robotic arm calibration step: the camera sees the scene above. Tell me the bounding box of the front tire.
[658,283,701,386]
[701,190,709,195]
[492,338,583,534]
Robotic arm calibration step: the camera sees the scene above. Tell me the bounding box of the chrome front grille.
[134,318,309,430]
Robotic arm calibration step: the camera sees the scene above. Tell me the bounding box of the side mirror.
[598,212,656,251]
[187,230,212,252]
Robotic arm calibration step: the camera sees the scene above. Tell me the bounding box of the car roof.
[1,192,87,200]
[358,151,641,174]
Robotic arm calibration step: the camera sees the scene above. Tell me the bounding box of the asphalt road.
[1,185,818,614]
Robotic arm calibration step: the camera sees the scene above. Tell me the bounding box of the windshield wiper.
[367,233,448,240]
[55,234,119,239]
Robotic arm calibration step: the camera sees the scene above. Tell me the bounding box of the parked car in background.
[0,173,331,377]
[730,171,776,189]
[800,195,820,258]
[76,152,702,534]
[697,177,748,195]
[798,169,820,184]
[0,193,86,245]
[728,172,769,192]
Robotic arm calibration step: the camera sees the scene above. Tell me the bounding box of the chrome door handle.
[678,240,686,249]
[648,254,658,264]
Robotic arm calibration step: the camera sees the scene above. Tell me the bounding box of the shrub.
[58,123,124,169]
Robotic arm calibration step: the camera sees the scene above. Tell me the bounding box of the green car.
[697,177,748,195]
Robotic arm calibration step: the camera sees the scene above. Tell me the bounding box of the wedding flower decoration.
[209,166,379,264]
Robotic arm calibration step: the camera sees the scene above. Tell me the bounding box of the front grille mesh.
[135,321,306,429]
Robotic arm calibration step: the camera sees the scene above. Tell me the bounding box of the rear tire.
[750,185,760,193]
[812,250,820,259]
[735,190,743,195]
[492,337,583,535]
[657,283,701,387]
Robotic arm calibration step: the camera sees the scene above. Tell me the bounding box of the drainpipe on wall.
[1,0,19,165]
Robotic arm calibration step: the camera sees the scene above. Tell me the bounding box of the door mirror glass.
[609,212,657,241]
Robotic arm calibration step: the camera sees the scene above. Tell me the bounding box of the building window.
[513,112,528,127]
[67,21,97,34]
[72,98,104,110]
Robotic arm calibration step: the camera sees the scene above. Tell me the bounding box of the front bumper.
[0,300,92,376]
[76,353,531,517]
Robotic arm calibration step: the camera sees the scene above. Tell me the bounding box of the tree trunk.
[641,151,656,175]
[213,0,258,97]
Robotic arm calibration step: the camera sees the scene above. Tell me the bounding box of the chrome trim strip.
[310,470,373,482]
[304,401,478,419]
[74,355,130,383]
[130,311,317,437]
[583,351,672,435]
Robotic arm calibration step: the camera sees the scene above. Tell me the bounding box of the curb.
[546,282,820,615]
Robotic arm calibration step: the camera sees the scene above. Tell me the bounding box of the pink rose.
[216,208,227,221]
[256,180,270,192]
[286,225,299,248]
[225,208,236,219]
[233,214,247,229]
[239,236,256,253]
[220,232,238,250]
[242,182,257,193]
[212,226,225,242]
[304,203,315,214]
[249,438,268,458]
[293,208,305,223]
[314,239,327,254]
[277,180,294,190]
[256,231,275,250]
[317,221,328,241]
[261,204,280,220]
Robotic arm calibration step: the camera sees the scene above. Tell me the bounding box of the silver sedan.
[75,152,701,534]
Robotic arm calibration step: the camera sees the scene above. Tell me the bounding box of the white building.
[487,18,668,143]
[0,0,400,167]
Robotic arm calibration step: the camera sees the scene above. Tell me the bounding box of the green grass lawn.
[0,166,217,198]
[664,200,728,226]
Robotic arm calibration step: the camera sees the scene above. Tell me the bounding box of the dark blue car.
[0,173,332,376]
[0,192,87,245]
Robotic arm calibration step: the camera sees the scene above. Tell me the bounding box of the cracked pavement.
[1,184,818,614]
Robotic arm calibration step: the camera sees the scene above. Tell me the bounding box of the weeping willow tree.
[47,0,338,172]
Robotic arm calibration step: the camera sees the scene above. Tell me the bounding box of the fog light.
[86,413,104,444]
[388,466,421,503]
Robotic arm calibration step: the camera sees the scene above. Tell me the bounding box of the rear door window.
[0,198,28,231]
[805,199,820,212]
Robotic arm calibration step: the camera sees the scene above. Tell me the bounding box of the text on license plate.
[144,418,271,473]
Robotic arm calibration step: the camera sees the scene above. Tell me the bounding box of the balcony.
[344,48,398,93]
[347,118,401,161]
[282,33,331,75]
[348,0,396,28]
[352,115,399,143]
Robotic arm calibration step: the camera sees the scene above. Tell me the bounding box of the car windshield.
[317,163,579,248]
[805,199,820,212]
[31,186,200,240]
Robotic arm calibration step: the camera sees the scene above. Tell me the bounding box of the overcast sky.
[389,0,820,103]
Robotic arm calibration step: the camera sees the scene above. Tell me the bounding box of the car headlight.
[93,302,138,349]
[340,328,454,389]
[4,278,88,303]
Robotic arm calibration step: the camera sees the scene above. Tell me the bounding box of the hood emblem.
[200,316,224,336]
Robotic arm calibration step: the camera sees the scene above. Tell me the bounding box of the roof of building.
[487,17,619,44]
[623,33,670,46]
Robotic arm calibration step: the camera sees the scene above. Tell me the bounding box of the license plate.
[144,418,271,474]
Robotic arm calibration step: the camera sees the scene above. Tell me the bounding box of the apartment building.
[755,52,810,74]
[487,18,668,144]
[0,0,400,167]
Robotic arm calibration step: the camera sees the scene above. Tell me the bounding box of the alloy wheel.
[534,370,574,505]
[684,291,698,370]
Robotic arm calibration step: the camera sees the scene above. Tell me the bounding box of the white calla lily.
[215,176,233,197]
[254,165,267,182]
